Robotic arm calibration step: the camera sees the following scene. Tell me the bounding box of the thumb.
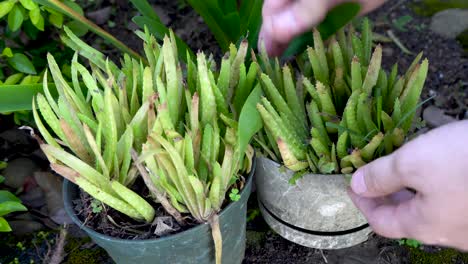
[350,153,410,197]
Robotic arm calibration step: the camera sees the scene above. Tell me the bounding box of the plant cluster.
[33,26,259,263]
[255,19,429,174]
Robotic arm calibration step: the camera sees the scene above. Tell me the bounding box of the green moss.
[63,237,110,264]
[456,29,468,54]
[411,0,468,17]
[246,231,267,250]
[409,247,468,264]
[65,248,106,264]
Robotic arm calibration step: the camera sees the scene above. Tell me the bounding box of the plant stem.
[209,214,222,264]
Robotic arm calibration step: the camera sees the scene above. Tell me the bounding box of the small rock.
[152,5,171,25]
[19,186,45,208]
[430,9,468,39]
[87,7,112,25]
[10,220,44,235]
[423,106,457,128]
[2,158,39,189]
[34,172,73,225]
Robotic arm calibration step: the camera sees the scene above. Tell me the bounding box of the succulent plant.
[33,26,257,264]
[137,35,256,264]
[255,19,429,175]
[33,28,162,223]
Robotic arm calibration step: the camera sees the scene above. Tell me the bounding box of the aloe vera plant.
[135,39,257,264]
[31,28,179,223]
[33,25,257,263]
[255,18,429,175]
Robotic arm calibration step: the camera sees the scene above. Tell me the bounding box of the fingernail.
[276,9,298,30]
[351,170,367,194]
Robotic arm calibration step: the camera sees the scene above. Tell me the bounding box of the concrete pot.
[255,157,372,249]
[63,162,255,264]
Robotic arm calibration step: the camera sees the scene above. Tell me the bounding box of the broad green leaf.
[0,201,27,216]
[49,12,64,28]
[8,5,24,32]
[1,48,13,58]
[7,53,37,74]
[0,83,58,113]
[0,176,4,184]
[65,20,88,37]
[0,0,15,20]
[129,0,162,23]
[0,191,21,204]
[62,0,84,16]
[241,0,262,49]
[19,0,37,10]
[219,0,236,15]
[0,217,12,232]
[222,12,241,42]
[238,85,263,159]
[30,8,44,31]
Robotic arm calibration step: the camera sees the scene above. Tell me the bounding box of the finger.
[348,189,419,239]
[350,151,414,198]
[259,0,329,56]
[261,0,292,17]
[388,189,416,204]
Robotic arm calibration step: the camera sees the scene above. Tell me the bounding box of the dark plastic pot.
[255,157,371,249]
[63,162,254,264]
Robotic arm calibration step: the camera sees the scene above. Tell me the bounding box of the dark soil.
[74,183,184,240]
[73,175,247,240]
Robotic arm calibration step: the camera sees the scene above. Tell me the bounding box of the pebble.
[2,158,39,189]
[87,7,113,25]
[430,9,468,39]
[423,105,457,128]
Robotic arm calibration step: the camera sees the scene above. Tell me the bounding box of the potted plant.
[253,19,429,249]
[33,27,259,263]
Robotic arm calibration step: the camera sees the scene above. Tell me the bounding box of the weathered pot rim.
[256,156,351,178]
[63,159,255,244]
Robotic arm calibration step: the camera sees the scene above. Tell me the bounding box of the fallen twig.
[45,225,68,264]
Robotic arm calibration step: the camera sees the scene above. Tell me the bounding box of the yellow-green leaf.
[0,0,15,20]
[30,8,44,31]
[19,0,37,10]
[48,12,63,28]
[1,48,13,58]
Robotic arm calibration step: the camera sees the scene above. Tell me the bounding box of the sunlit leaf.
[0,0,15,20]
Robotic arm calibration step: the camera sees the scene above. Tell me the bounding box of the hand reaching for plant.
[348,120,468,251]
[258,0,386,56]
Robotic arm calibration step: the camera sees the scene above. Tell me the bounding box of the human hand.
[348,120,468,251]
[258,0,386,56]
